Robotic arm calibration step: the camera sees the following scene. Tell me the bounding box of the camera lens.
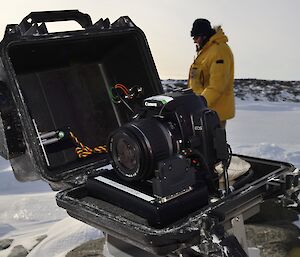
[108,118,176,181]
[114,133,140,177]
[116,138,138,170]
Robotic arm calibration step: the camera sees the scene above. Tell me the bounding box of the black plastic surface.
[86,170,208,228]
[19,10,93,34]
[56,155,295,255]
[0,13,163,186]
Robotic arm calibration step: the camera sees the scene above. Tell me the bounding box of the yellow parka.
[188,27,235,121]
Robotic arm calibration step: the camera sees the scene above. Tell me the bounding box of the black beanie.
[191,19,214,37]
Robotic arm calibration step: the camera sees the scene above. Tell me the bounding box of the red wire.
[115,83,129,95]
[115,86,127,95]
[115,83,129,93]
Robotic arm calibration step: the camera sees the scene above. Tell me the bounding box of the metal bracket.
[231,214,248,255]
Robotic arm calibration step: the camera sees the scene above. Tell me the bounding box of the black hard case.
[0,10,162,184]
[0,10,296,256]
[56,156,294,255]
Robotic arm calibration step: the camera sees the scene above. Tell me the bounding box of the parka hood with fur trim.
[203,26,228,50]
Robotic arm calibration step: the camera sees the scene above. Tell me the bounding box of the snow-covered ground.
[0,166,103,257]
[0,98,300,256]
[228,99,300,168]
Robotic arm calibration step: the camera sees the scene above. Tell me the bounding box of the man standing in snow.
[188,19,235,128]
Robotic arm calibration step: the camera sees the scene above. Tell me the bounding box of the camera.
[86,88,231,227]
[107,89,229,198]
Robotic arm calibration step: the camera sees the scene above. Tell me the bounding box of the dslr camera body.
[108,89,228,199]
[86,89,230,227]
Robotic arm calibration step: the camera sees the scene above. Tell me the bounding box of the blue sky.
[1,0,300,80]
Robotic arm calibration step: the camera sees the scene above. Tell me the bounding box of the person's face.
[193,35,203,51]
[193,35,202,45]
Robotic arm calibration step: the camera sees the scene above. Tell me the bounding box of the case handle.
[19,10,93,35]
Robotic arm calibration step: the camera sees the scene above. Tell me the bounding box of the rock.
[66,238,105,257]
[0,239,13,250]
[36,234,47,243]
[246,224,300,257]
[29,234,47,251]
[245,200,300,257]
[161,79,300,103]
[7,245,28,257]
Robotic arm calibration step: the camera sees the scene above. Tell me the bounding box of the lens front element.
[108,118,173,181]
[116,137,139,175]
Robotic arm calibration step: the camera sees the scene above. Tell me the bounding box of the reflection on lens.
[116,139,137,171]
[110,132,141,179]
[109,118,174,181]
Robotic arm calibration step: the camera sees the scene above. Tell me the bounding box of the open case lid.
[0,10,163,188]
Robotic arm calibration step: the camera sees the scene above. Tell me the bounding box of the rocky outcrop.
[0,239,13,250]
[7,245,28,257]
[0,234,47,257]
[245,200,300,257]
[66,238,105,257]
[162,79,300,102]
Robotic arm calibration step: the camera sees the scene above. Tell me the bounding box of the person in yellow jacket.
[188,19,235,128]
